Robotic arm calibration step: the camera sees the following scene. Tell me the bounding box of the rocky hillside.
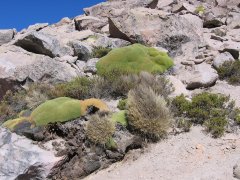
[0,0,240,179]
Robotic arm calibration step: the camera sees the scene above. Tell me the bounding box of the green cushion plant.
[31,97,81,126]
[3,97,110,129]
[96,44,174,77]
[111,110,128,126]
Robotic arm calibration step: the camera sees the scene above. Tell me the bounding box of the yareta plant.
[96,44,174,77]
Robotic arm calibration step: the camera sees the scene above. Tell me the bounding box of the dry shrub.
[90,72,172,99]
[127,84,172,141]
[86,113,115,145]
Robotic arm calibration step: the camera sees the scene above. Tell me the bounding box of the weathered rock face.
[0,45,78,82]
[213,52,235,68]
[0,29,15,46]
[0,127,62,180]
[0,45,78,99]
[71,41,93,61]
[74,16,107,33]
[234,160,240,179]
[14,31,73,58]
[177,63,219,90]
[109,8,201,56]
[84,0,159,18]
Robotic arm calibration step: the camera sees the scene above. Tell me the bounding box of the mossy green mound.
[31,97,81,126]
[111,110,128,126]
[96,44,174,76]
[2,97,111,129]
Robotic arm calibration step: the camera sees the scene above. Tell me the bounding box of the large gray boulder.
[0,29,15,45]
[213,52,235,68]
[71,41,93,61]
[177,63,219,90]
[84,0,159,18]
[0,127,62,180]
[14,31,73,58]
[0,45,78,99]
[74,16,107,33]
[109,8,201,56]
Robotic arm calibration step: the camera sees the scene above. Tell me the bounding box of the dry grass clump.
[86,113,115,145]
[127,84,172,141]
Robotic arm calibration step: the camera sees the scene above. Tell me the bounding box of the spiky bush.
[127,85,171,141]
[86,113,115,145]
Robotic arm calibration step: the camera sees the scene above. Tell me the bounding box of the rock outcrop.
[0,29,15,45]
[0,127,62,180]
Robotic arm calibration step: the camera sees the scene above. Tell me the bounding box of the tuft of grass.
[86,113,115,145]
[117,99,128,110]
[216,60,240,85]
[127,84,171,141]
[96,44,174,77]
[52,77,92,100]
[91,46,112,58]
[106,137,117,150]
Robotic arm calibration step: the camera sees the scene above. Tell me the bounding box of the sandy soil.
[86,126,240,180]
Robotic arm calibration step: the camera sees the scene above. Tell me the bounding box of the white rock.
[0,29,15,45]
[234,159,240,179]
[167,75,190,97]
[0,127,62,180]
[177,63,219,90]
[213,52,235,68]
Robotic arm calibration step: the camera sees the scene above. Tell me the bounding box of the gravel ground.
[86,126,240,180]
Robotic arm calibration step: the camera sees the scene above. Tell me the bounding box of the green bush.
[171,94,191,117]
[31,97,81,126]
[117,99,128,110]
[171,92,233,137]
[92,46,112,58]
[195,5,205,14]
[127,84,171,141]
[86,113,115,145]
[216,60,240,85]
[234,108,240,124]
[96,44,174,77]
[205,117,227,138]
[176,118,192,132]
[52,77,92,100]
[111,110,128,126]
